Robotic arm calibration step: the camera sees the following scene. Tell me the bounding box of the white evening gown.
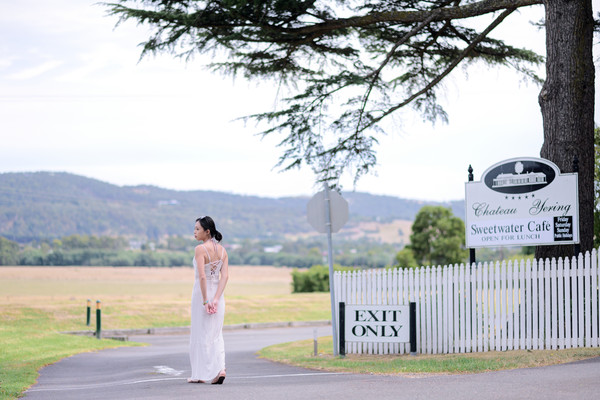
[189,244,225,381]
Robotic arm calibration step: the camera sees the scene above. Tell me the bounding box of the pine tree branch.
[362,7,517,131]
[104,0,547,188]
[357,9,442,132]
[280,0,542,36]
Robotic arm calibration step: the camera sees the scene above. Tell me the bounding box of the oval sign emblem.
[481,157,559,194]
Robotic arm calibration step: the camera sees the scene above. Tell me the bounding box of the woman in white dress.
[188,216,229,384]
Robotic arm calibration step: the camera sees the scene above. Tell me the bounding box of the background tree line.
[0,235,190,267]
[0,234,400,268]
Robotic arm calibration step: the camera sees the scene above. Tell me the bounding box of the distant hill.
[0,172,463,242]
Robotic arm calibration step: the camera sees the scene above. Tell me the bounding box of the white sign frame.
[465,157,579,248]
[344,304,410,343]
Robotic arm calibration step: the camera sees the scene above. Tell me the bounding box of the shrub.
[394,247,419,269]
[291,264,357,293]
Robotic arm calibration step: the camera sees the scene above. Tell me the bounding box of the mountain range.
[0,172,464,243]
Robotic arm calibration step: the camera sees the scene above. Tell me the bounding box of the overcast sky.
[1,1,598,201]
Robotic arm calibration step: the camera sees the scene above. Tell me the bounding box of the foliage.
[594,127,600,249]
[291,264,357,293]
[229,243,323,268]
[394,247,419,269]
[334,251,393,269]
[13,246,191,267]
[59,234,128,250]
[332,239,400,268]
[292,264,331,293]
[4,232,400,269]
[164,235,197,251]
[410,205,467,266]
[0,237,19,266]
[105,0,544,186]
[232,235,399,268]
[473,245,535,263]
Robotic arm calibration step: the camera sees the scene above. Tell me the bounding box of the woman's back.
[199,241,224,280]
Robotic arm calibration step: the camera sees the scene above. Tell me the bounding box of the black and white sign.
[465,157,579,248]
[344,305,410,343]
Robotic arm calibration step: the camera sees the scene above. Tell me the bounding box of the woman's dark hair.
[196,216,223,242]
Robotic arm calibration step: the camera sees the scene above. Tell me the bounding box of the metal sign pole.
[324,186,339,356]
[468,164,476,266]
[307,186,347,357]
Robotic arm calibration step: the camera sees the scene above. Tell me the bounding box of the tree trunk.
[537,0,595,260]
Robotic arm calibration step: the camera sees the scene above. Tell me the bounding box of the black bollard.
[86,299,91,326]
[338,302,345,357]
[96,300,101,339]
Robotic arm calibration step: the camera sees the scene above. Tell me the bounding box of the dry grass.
[0,265,293,282]
[0,265,293,300]
[0,266,327,330]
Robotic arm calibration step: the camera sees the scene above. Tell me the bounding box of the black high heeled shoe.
[211,370,226,384]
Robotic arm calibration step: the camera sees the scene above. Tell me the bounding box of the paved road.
[24,326,600,400]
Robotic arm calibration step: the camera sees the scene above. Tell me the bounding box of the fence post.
[339,302,345,357]
[96,300,101,339]
[410,302,417,356]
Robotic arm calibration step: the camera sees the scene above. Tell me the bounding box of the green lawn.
[0,307,144,400]
[259,335,600,374]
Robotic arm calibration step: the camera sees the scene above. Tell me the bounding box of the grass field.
[0,266,330,329]
[0,265,330,400]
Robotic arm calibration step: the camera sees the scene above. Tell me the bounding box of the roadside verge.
[62,320,332,340]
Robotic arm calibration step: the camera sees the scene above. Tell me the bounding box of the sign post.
[307,186,348,356]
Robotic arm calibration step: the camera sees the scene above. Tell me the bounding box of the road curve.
[24,326,600,400]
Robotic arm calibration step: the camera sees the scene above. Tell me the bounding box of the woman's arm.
[194,245,211,313]
[212,248,229,306]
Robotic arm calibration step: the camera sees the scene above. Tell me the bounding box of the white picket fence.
[333,248,600,354]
